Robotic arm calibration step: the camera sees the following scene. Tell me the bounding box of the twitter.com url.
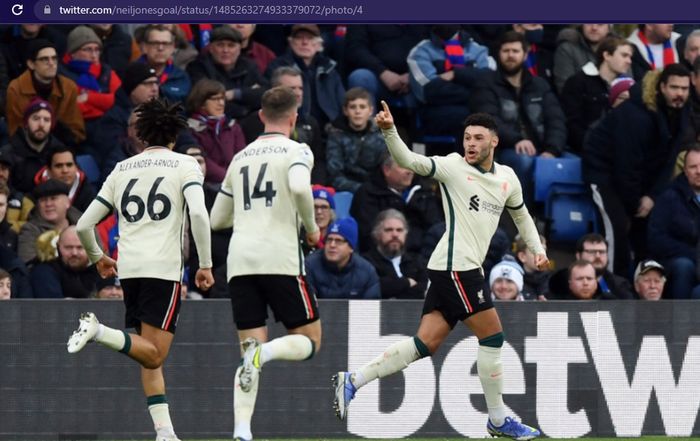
[56,4,365,17]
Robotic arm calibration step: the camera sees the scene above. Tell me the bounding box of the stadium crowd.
[1,22,699,301]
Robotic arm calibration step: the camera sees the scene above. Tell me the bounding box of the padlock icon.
[44,4,51,14]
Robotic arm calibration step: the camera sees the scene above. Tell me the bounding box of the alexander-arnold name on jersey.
[119,158,180,171]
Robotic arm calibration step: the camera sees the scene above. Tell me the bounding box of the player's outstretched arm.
[376,100,435,176]
[183,184,213,270]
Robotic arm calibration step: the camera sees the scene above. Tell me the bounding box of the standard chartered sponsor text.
[58,4,364,16]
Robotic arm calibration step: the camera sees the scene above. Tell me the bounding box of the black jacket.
[560,63,610,153]
[350,170,442,254]
[363,247,428,299]
[470,68,567,156]
[8,129,66,194]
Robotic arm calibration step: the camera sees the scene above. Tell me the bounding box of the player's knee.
[142,348,166,369]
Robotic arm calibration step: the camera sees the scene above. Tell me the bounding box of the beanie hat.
[326,217,358,250]
[26,38,56,61]
[609,77,635,105]
[23,97,55,128]
[122,62,158,96]
[312,184,336,210]
[67,25,102,54]
[489,259,524,293]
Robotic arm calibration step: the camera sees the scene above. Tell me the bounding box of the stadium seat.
[544,182,599,243]
[334,191,353,219]
[76,154,100,184]
[533,156,583,203]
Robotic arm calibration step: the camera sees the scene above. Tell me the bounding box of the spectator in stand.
[142,24,199,70]
[17,179,81,266]
[265,24,345,129]
[0,182,17,252]
[8,98,66,194]
[90,24,141,79]
[514,233,551,300]
[627,24,682,81]
[647,144,700,299]
[186,79,246,185]
[0,145,33,233]
[471,30,567,206]
[0,269,10,299]
[682,29,700,71]
[59,26,121,147]
[137,25,191,103]
[351,152,441,254]
[32,146,96,213]
[512,24,555,85]
[553,24,611,93]
[305,217,380,299]
[363,209,428,299]
[344,25,429,105]
[633,259,666,300]
[239,66,325,184]
[489,257,529,301]
[326,87,387,193]
[407,25,491,140]
[188,26,268,120]
[30,225,99,298]
[583,64,692,276]
[563,260,601,300]
[302,185,336,254]
[228,24,277,75]
[94,276,124,299]
[6,39,85,146]
[0,24,67,80]
[561,36,634,152]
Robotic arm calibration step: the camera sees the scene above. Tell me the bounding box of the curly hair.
[134,98,187,147]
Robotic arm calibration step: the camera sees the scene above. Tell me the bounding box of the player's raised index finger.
[381,100,390,114]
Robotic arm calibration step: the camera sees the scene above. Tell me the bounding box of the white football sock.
[259,334,313,365]
[94,324,127,352]
[148,403,175,434]
[234,366,259,440]
[478,345,507,427]
[352,337,425,389]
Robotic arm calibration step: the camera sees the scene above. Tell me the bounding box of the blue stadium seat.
[76,154,100,184]
[545,183,599,243]
[533,156,583,203]
[334,191,353,219]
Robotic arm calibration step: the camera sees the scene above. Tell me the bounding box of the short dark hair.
[464,112,498,133]
[659,63,691,89]
[0,268,10,282]
[271,66,302,87]
[261,86,298,122]
[134,98,187,147]
[344,87,373,107]
[575,233,607,253]
[595,36,633,67]
[497,30,528,53]
[568,259,595,280]
[186,79,226,115]
[47,145,76,168]
[683,143,700,167]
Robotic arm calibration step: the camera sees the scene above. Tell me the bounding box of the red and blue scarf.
[637,29,676,70]
[444,38,465,71]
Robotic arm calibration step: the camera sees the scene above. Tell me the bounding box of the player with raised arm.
[67,98,214,441]
[209,86,321,441]
[333,102,548,440]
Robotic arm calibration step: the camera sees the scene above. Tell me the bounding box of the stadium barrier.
[2,299,700,439]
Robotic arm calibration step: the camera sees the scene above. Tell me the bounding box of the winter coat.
[345,25,429,75]
[305,250,380,299]
[326,118,387,192]
[59,57,121,120]
[470,68,567,156]
[407,31,491,104]
[17,206,82,265]
[0,219,18,252]
[351,169,442,254]
[0,244,32,298]
[136,57,191,103]
[560,62,610,153]
[362,247,428,299]
[8,128,66,194]
[6,70,86,145]
[265,49,345,125]
[553,27,598,94]
[96,24,136,79]
[188,53,267,120]
[648,173,700,262]
[583,74,691,215]
[187,117,246,184]
[30,258,99,298]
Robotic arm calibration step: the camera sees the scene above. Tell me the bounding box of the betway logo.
[345,303,700,438]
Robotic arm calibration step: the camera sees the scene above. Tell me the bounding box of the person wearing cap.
[187,26,268,120]
[228,24,277,75]
[265,24,345,129]
[305,216,380,299]
[137,25,191,103]
[648,144,700,299]
[8,98,67,195]
[6,38,86,146]
[59,26,121,129]
[633,259,667,300]
[363,208,428,299]
[30,225,99,299]
[33,145,97,213]
[17,178,81,266]
[94,276,124,299]
[561,36,634,152]
[489,258,527,301]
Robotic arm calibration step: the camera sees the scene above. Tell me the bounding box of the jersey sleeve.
[289,143,315,170]
[181,156,205,191]
[95,168,117,211]
[504,169,526,210]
